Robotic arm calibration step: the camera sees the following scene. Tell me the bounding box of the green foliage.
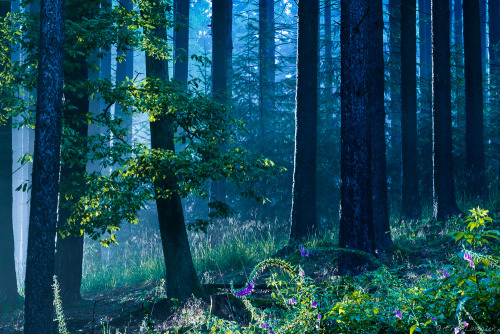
[53,276,69,334]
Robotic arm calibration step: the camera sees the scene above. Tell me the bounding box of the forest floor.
[0,219,461,334]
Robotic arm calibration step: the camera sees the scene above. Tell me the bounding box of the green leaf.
[410,324,418,334]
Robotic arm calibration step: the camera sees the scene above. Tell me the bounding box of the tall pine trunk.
[401,0,422,220]
[289,0,318,242]
[431,0,461,221]
[370,0,393,253]
[24,0,65,330]
[339,0,376,274]
[211,0,232,202]
[55,54,88,304]
[0,0,18,307]
[490,0,500,172]
[464,0,486,199]
[144,0,200,301]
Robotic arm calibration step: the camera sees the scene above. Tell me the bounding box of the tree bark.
[463,0,486,199]
[173,0,189,87]
[431,0,461,221]
[211,0,232,202]
[369,0,393,253]
[289,0,318,243]
[401,0,422,220]
[388,0,402,207]
[144,0,201,301]
[339,0,376,274]
[0,0,18,308]
[490,0,500,154]
[24,0,65,331]
[419,0,433,205]
[54,54,88,305]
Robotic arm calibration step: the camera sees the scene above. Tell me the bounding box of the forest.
[0,0,499,333]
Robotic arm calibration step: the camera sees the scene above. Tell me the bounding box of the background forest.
[0,0,500,333]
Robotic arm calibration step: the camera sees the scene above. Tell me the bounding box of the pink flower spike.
[393,309,402,319]
[464,252,472,261]
[454,327,460,334]
[463,321,469,327]
[469,260,475,267]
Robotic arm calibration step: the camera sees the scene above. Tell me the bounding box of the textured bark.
[24,0,65,331]
[401,0,422,220]
[55,54,88,305]
[388,0,402,205]
[419,0,433,204]
[369,0,393,253]
[431,0,461,221]
[490,0,500,135]
[145,0,200,301]
[210,0,232,202]
[480,0,487,78]
[173,0,189,86]
[258,0,275,146]
[463,0,486,199]
[289,0,318,242]
[0,0,18,307]
[324,0,332,101]
[339,0,376,274]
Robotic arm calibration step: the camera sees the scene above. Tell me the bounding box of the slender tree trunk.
[55,54,88,304]
[401,0,422,220]
[174,0,189,86]
[289,0,318,243]
[463,0,486,199]
[370,0,393,253]
[490,0,500,166]
[324,0,332,103]
[419,0,433,205]
[339,0,376,274]
[144,0,200,301]
[388,0,402,207]
[432,0,461,221]
[211,0,232,202]
[480,0,487,78]
[0,0,18,308]
[24,0,65,330]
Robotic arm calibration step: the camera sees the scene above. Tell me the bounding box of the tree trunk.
[324,0,332,102]
[431,0,461,221]
[490,0,500,160]
[463,0,486,199]
[24,0,65,331]
[401,0,422,220]
[173,0,189,86]
[369,0,393,253]
[211,0,232,202]
[144,0,200,301]
[0,0,18,308]
[339,0,376,274]
[55,54,88,305]
[289,0,318,243]
[388,0,402,208]
[480,0,487,80]
[419,0,433,205]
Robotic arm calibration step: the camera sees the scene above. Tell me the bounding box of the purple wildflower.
[318,314,322,320]
[306,250,310,257]
[432,317,436,321]
[299,269,305,276]
[454,327,460,334]
[464,252,472,261]
[463,321,469,327]
[236,281,255,297]
[288,298,297,305]
[311,301,318,308]
[443,269,450,278]
[393,309,402,319]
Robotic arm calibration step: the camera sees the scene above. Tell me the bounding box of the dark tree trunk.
[259,0,275,146]
[388,0,402,207]
[324,0,332,102]
[211,0,232,202]
[480,0,487,78]
[490,0,500,148]
[419,0,433,205]
[0,0,18,308]
[401,0,422,220]
[431,0,461,221]
[339,0,376,274]
[463,0,486,199]
[369,0,393,253]
[115,0,134,147]
[55,54,88,305]
[24,0,65,330]
[144,0,201,301]
[173,0,189,86]
[289,0,318,243]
